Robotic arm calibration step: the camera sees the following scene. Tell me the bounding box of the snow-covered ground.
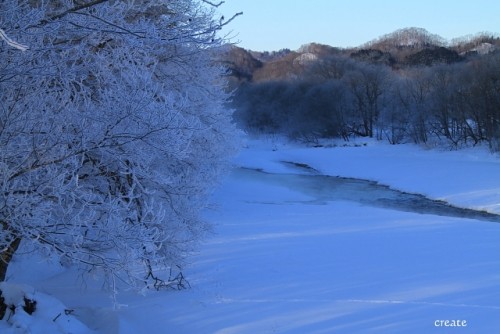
[3,137,500,333]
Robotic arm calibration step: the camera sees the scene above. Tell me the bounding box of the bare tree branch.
[46,0,110,22]
[201,0,225,7]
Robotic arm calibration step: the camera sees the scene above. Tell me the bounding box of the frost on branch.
[0,0,238,291]
[0,28,28,51]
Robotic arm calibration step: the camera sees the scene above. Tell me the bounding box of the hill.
[223,27,499,84]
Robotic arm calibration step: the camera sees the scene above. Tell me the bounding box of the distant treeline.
[232,51,500,151]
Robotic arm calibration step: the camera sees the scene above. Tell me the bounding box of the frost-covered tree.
[343,63,392,138]
[460,53,500,150]
[0,0,239,295]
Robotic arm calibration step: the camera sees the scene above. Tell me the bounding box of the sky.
[219,0,500,51]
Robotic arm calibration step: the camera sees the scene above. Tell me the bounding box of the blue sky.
[219,0,500,51]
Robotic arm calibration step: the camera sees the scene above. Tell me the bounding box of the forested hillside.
[226,28,500,151]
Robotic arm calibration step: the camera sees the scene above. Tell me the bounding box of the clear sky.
[219,0,500,51]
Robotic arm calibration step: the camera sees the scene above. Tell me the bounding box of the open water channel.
[236,163,500,223]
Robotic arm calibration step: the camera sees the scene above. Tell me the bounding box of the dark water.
[236,165,500,223]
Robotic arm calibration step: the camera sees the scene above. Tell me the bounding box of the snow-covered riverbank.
[3,138,500,333]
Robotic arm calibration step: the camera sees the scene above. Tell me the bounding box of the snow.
[0,282,93,334]
[3,137,500,333]
[471,43,496,55]
[294,52,319,65]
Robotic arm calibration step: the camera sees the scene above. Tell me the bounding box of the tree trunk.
[0,237,21,320]
[0,237,21,282]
